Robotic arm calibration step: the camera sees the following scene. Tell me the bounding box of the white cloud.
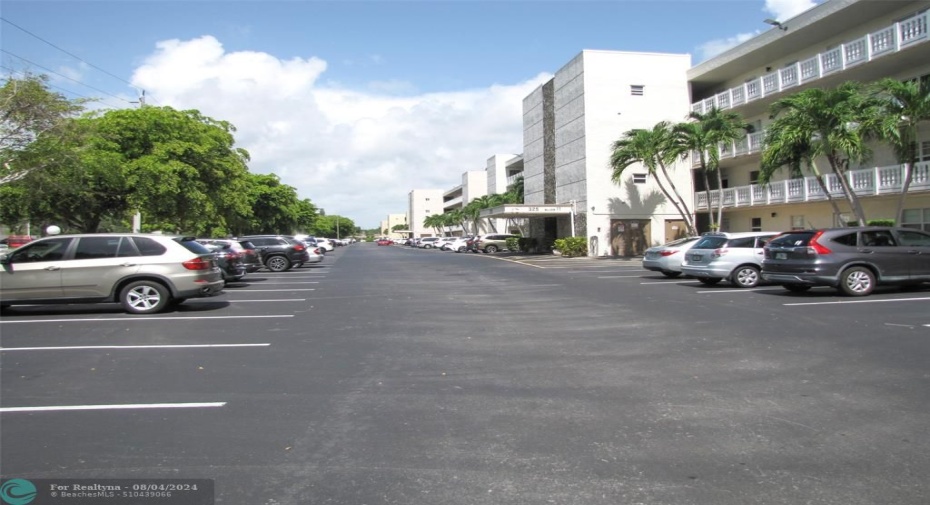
[695,0,822,62]
[696,32,758,62]
[131,36,549,228]
[764,0,820,21]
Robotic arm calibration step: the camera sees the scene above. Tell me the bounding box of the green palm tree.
[868,77,930,224]
[610,121,696,236]
[760,116,844,220]
[767,82,873,224]
[674,118,717,229]
[686,107,748,227]
[422,213,443,236]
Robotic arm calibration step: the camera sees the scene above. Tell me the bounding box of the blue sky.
[1,0,821,228]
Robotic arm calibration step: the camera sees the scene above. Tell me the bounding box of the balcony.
[694,161,930,211]
[691,131,765,167]
[691,10,929,114]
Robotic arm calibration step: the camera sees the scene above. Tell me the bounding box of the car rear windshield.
[175,238,212,255]
[692,236,727,249]
[767,232,814,247]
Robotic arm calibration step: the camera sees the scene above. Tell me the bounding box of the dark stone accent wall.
[543,80,556,205]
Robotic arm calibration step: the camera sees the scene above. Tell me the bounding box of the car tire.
[424,245,432,249]
[698,277,722,285]
[266,255,291,272]
[782,284,812,293]
[120,280,170,314]
[661,271,682,278]
[838,266,875,296]
[731,265,761,288]
[485,245,499,253]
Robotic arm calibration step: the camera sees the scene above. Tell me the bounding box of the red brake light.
[182,257,212,270]
[712,248,728,258]
[808,231,832,255]
[659,250,678,257]
[293,244,305,251]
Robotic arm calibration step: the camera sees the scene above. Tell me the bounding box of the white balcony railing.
[691,131,766,167]
[694,161,930,211]
[691,10,929,114]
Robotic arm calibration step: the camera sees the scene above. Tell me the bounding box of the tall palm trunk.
[715,168,725,228]
[826,153,868,224]
[894,124,920,225]
[701,167,716,230]
[657,160,696,235]
[808,159,845,222]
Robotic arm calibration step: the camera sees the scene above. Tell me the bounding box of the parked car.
[0,235,33,250]
[473,234,520,253]
[418,237,442,249]
[238,235,311,272]
[376,238,393,246]
[434,237,458,250]
[642,236,701,278]
[680,231,779,288]
[761,226,930,296]
[200,241,247,284]
[199,238,261,274]
[445,237,471,252]
[0,234,224,314]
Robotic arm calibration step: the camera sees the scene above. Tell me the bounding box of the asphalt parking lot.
[3,243,930,504]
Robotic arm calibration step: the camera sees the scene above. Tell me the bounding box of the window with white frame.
[630,85,644,96]
[632,173,647,184]
[901,208,930,232]
[751,217,762,232]
[791,215,806,230]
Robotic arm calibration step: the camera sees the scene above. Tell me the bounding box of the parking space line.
[222,299,307,303]
[0,315,294,324]
[598,275,647,279]
[784,296,930,306]
[254,281,319,284]
[640,280,699,285]
[697,287,784,294]
[0,402,227,413]
[228,288,316,292]
[1,343,271,352]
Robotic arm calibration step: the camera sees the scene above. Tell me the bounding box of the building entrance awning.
[479,204,574,219]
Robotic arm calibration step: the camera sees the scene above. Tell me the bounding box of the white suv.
[680,231,779,288]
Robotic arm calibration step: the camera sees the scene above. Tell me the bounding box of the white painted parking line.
[0,402,226,413]
[0,315,294,324]
[222,299,307,303]
[228,288,316,292]
[784,296,930,306]
[697,287,784,294]
[640,280,699,285]
[253,281,319,284]
[1,343,271,352]
[598,275,647,279]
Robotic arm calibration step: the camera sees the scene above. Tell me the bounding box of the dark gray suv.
[238,235,311,272]
[761,226,930,296]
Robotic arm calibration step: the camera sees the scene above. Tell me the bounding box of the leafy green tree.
[868,77,930,224]
[237,173,306,235]
[1,73,87,184]
[89,106,252,235]
[765,82,874,224]
[610,122,696,236]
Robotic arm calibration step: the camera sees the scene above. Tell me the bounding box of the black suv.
[761,226,930,296]
[238,235,311,272]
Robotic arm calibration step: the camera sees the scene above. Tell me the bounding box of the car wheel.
[266,255,291,272]
[661,271,682,278]
[120,280,170,314]
[456,246,465,253]
[731,265,761,288]
[838,266,875,296]
[782,284,812,293]
[698,277,722,285]
[424,245,432,249]
[485,245,499,253]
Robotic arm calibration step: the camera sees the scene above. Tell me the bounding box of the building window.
[901,208,930,231]
[630,85,644,96]
[749,171,760,185]
[791,215,805,230]
[751,217,762,232]
[632,173,647,184]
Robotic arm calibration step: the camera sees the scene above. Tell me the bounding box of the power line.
[1,65,125,109]
[1,17,135,88]
[1,49,134,105]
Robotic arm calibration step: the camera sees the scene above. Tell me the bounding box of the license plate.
[691,254,702,261]
[776,252,787,260]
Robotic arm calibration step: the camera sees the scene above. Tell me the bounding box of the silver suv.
[0,234,224,314]
[680,231,779,288]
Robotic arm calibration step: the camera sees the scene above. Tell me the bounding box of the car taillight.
[712,248,728,258]
[659,250,679,257]
[314,248,322,254]
[182,257,213,270]
[226,251,240,260]
[808,231,831,255]
[293,244,305,251]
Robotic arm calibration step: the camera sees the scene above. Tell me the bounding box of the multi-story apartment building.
[688,0,930,232]
[514,50,693,256]
[408,189,444,238]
